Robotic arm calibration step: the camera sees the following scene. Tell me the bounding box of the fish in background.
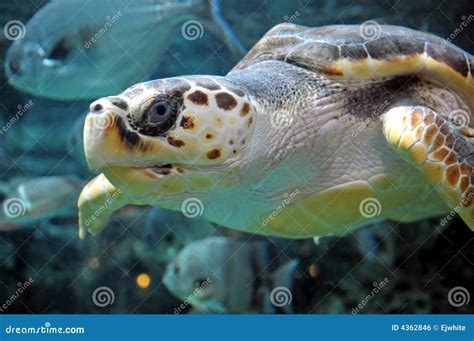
[135,207,216,263]
[0,175,82,231]
[162,236,299,313]
[5,0,245,100]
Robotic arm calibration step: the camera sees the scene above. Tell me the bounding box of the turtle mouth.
[144,163,185,177]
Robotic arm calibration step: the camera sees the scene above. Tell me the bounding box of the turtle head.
[83,76,254,200]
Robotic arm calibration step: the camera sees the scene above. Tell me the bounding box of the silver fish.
[163,236,298,313]
[0,175,83,229]
[5,0,245,100]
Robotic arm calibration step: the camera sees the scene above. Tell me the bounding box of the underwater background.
[0,0,473,314]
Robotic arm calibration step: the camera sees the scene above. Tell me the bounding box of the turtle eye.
[147,101,172,125]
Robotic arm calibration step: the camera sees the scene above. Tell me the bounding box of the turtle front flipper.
[382,106,473,230]
[78,173,128,239]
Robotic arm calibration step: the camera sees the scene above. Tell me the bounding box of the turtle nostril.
[9,59,21,76]
[89,100,104,113]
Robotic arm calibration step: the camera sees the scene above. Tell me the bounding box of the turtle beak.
[83,97,179,172]
[84,97,129,172]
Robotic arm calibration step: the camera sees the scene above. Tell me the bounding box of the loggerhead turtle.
[78,23,474,240]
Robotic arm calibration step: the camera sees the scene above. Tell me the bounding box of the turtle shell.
[232,23,474,111]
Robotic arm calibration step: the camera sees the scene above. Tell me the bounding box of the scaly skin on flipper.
[78,24,474,239]
[383,106,474,229]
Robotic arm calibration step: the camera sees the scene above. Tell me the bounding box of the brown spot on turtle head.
[207,148,221,159]
[205,133,213,139]
[167,136,185,148]
[240,102,250,116]
[108,97,128,111]
[215,92,238,110]
[180,116,195,129]
[187,90,208,105]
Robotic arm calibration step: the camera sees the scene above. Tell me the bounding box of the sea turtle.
[78,23,474,240]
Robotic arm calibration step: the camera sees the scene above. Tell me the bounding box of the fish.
[5,0,245,100]
[162,236,298,313]
[137,207,216,262]
[0,175,83,229]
